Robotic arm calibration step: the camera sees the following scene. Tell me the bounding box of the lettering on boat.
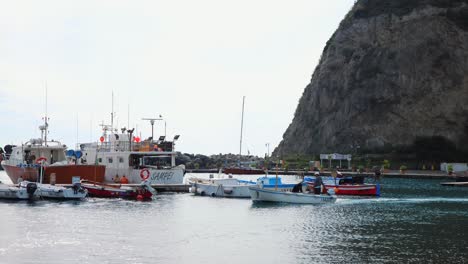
[150,171,174,182]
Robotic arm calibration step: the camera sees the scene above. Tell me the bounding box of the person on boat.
[336,170,345,185]
[120,175,129,184]
[314,172,324,194]
[292,181,303,193]
[17,176,23,185]
[373,167,382,183]
[113,175,120,183]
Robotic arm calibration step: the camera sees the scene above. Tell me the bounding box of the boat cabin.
[5,139,67,167]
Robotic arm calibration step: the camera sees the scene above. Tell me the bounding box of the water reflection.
[0,172,468,263]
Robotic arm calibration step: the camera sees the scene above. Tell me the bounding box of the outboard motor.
[26,182,38,199]
[72,182,84,194]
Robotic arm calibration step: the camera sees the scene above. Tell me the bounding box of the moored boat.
[1,120,105,184]
[0,151,4,170]
[189,175,299,198]
[81,180,155,200]
[79,124,185,185]
[248,186,336,204]
[36,177,88,200]
[0,181,39,200]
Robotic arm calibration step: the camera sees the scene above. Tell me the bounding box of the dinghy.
[0,181,39,200]
[36,162,88,200]
[37,182,87,200]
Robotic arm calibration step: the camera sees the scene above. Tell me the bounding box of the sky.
[0,0,355,156]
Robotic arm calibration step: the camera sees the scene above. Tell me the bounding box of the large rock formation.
[275,0,468,157]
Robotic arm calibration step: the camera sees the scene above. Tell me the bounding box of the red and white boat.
[78,122,185,185]
[1,119,105,184]
[81,180,155,200]
[304,174,380,196]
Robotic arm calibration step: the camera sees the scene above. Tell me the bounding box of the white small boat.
[189,178,254,198]
[189,176,297,198]
[37,182,87,200]
[0,181,39,200]
[34,164,87,200]
[249,186,337,204]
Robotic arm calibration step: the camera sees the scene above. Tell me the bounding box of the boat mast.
[111,91,114,134]
[43,83,49,146]
[239,96,245,167]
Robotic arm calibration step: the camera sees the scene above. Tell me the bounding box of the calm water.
[0,171,467,264]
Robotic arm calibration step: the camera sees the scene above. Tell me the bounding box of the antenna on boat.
[90,117,93,142]
[239,96,245,167]
[99,121,111,141]
[76,114,79,148]
[142,117,163,142]
[111,91,114,133]
[41,82,50,146]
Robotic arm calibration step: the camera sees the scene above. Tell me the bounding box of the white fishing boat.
[189,175,298,198]
[76,104,186,185]
[248,186,337,204]
[0,181,39,200]
[1,120,106,185]
[79,128,185,185]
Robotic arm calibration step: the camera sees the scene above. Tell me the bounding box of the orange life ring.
[140,169,150,180]
[35,157,47,164]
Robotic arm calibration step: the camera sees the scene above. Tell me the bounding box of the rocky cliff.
[274,0,468,157]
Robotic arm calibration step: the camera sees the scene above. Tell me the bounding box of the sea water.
[0,171,467,263]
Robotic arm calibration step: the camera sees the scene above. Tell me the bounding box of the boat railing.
[5,157,23,165]
[93,141,174,152]
[24,140,64,147]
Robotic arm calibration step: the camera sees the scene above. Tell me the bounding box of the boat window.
[98,158,102,163]
[108,158,113,163]
[129,154,141,169]
[142,156,171,168]
[119,157,124,163]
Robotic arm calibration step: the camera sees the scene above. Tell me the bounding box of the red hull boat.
[82,181,153,200]
[2,164,105,184]
[305,176,381,196]
[324,184,380,196]
[1,118,105,184]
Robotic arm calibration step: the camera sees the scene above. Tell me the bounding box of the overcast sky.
[0,0,354,156]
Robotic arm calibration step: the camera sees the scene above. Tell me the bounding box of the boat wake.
[336,196,468,205]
